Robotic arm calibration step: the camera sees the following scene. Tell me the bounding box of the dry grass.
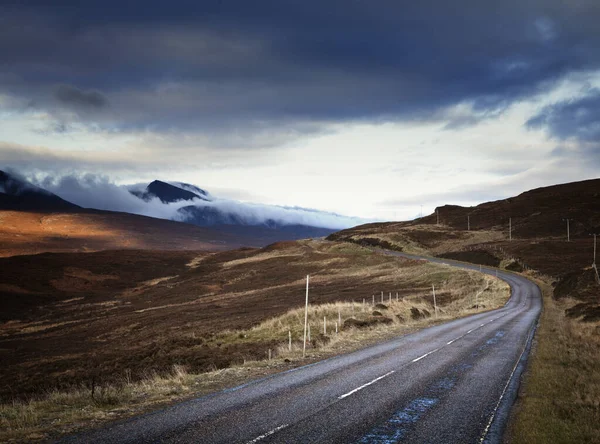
[509,278,600,443]
[0,260,509,443]
[329,223,505,256]
[0,365,198,442]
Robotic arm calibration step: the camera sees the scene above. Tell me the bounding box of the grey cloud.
[2,0,600,138]
[54,84,108,110]
[379,188,506,210]
[526,89,600,142]
[0,142,173,177]
[527,88,600,165]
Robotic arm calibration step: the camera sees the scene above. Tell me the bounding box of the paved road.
[61,252,541,444]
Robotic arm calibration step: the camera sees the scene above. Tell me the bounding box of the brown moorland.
[0,210,252,257]
[0,240,503,404]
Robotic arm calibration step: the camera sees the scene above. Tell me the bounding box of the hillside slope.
[0,170,80,212]
[0,210,251,257]
[422,178,600,238]
[329,177,600,318]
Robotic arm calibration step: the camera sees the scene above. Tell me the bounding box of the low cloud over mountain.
[30,173,367,230]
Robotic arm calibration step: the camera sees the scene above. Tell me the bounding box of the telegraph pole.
[302,275,309,358]
[563,218,571,242]
[436,209,439,225]
[468,215,470,231]
[509,217,512,241]
[593,234,599,284]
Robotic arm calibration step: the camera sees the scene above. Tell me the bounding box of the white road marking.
[246,424,289,443]
[340,311,513,401]
[412,353,429,362]
[338,371,395,399]
[411,347,440,363]
[479,325,536,443]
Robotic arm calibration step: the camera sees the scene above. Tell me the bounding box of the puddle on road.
[471,330,506,357]
[358,397,439,443]
[359,331,506,443]
[485,330,505,346]
[358,377,455,443]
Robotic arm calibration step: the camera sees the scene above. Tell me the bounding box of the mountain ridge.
[0,170,81,212]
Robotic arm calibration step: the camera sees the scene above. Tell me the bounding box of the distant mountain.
[0,170,81,212]
[211,224,336,245]
[172,182,210,199]
[176,205,247,226]
[0,172,340,253]
[130,180,210,203]
[177,205,336,242]
[0,172,257,255]
[127,179,341,241]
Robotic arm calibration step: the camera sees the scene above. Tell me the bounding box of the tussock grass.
[0,364,195,442]
[509,279,600,443]
[208,265,507,355]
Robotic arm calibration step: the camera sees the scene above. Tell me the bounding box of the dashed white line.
[338,314,511,401]
[411,347,440,363]
[246,424,289,443]
[339,370,396,399]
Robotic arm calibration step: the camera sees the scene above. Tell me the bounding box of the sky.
[1,0,599,223]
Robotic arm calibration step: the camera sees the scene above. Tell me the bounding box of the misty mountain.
[130,180,341,240]
[130,180,210,203]
[6,171,363,244]
[177,205,336,243]
[0,170,81,212]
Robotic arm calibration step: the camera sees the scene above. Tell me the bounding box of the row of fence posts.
[271,264,499,361]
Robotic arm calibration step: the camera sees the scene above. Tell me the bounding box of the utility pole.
[509,217,512,241]
[468,215,470,231]
[563,218,571,242]
[432,284,438,318]
[302,275,309,358]
[436,209,439,225]
[592,234,599,285]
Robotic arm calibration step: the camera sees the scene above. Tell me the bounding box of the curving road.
[60,251,541,444]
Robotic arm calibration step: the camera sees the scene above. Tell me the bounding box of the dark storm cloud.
[1,0,600,134]
[526,88,600,141]
[54,84,108,110]
[526,88,600,164]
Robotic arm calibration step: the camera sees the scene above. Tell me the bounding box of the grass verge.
[508,277,600,443]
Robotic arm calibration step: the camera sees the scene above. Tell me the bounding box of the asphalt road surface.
[61,251,541,444]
